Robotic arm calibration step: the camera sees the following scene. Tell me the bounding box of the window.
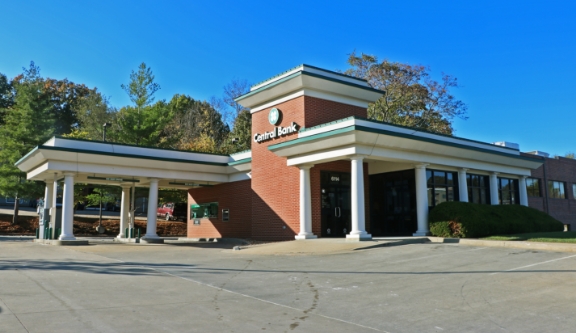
[573,184,576,199]
[466,174,489,204]
[548,181,566,199]
[526,178,541,197]
[427,170,457,207]
[190,202,219,219]
[498,178,519,205]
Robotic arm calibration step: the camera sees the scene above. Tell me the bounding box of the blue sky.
[1,0,575,156]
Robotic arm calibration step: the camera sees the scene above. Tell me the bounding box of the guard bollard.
[137,228,140,238]
[36,228,39,239]
[49,227,53,240]
[125,228,129,239]
[130,228,134,238]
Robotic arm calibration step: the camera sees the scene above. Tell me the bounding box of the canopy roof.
[16,137,251,189]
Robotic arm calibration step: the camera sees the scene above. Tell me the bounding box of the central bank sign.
[253,108,299,143]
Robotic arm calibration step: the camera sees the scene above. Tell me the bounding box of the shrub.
[428,202,564,238]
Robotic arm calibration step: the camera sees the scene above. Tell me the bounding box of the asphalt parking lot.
[1,239,576,333]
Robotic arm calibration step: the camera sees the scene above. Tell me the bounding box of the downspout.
[542,157,550,214]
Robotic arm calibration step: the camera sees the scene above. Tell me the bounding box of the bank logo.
[268,108,281,125]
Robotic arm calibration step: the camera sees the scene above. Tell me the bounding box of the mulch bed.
[0,214,187,237]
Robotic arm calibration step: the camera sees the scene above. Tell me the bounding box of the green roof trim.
[235,71,384,103]
[19,145,229,167]
[15,146,40,166]
[298,116,520,152]
[227,158,251,166]
[230,149,251,156]
[52,135,231,157]
[250,64,368,89]
[268,124,543,163]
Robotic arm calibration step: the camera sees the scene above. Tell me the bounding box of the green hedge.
[429,202,563,238]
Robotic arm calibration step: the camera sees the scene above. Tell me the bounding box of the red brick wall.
[525,154,576,229]
[303,96,367,127]
[251,95,369,240]
[187,180,252,239]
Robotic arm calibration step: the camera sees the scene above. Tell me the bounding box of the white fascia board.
[227,162,251,173]
[245,73,382,112]
[26,162,49,180]
[366,146,532,176]
[40,150,229,174]
[250,89,371,114]
[286,146,360,166]
[251,66,304,91]
[41,161,229,183]
[273,132,358,157]
[49,137,230,164]
[301,65,369,86]
[250,65,368,91]
[250,90,304,113]
[17,150,46,173]
[286,144,531,175]
[242,75,305,110]
[228,172,251,182]
[298,118,356,138]
[353,118,518,156]
[229,151,251,161]
[300,75,382,104]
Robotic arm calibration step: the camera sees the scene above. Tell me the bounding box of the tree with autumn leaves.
[344,52,467,135]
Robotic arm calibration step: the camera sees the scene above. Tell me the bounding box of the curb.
[428,237,576,253]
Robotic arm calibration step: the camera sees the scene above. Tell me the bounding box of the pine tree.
[0,65,54,223]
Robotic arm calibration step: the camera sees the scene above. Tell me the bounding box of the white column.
[44,182,54,211]
[143,179,159,239]
[117,185,131,238]
[519,176,529,206]
[296,165,316,240]
[458,168,469,202]
[130,186,136,229]
[50,175,58,230]
[414,164,430,236]
[489,172,499,205]
[41,182,54,239]
[59,173,76,240]
[347,156,371,240]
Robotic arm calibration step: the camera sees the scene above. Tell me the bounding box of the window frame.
[548,181,566,199]
[526,178,541,197]
[466,173,489,204]
[426,169,458,208]
[498,177,519,205]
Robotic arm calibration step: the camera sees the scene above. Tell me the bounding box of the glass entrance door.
[370,170,417,236]
[321,171,351,237]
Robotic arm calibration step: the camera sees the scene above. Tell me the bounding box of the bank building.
[18,65,571,243]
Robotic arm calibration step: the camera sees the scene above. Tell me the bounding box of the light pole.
[103,122,112,142]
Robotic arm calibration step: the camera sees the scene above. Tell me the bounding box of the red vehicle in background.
[156,202,187,221]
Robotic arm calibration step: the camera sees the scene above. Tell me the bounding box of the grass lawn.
[483,231,576,243]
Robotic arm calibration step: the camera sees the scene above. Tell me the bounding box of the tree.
[120,62,161,145]
[66,90,117,141]
[344,52,467,135]
[228,109,251,152]
[85,186,120,233]
[162,94,230,152]
[116,101,173,147]
[11,62,93,135]
[221,79,251,153]
[0,64,54,223]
